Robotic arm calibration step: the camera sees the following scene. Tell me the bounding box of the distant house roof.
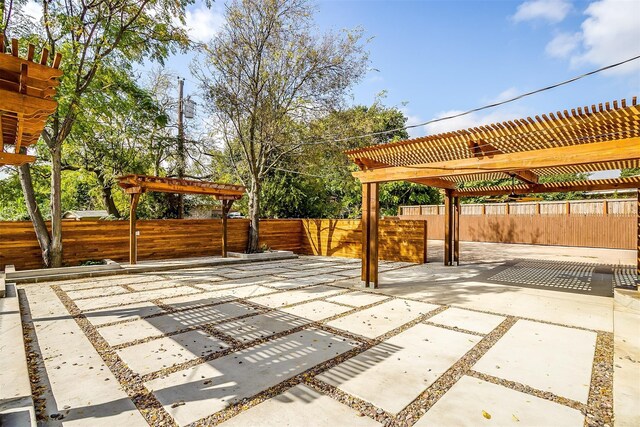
[63,210,109,220]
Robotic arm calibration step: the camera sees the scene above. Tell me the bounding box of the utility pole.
[177,77,185,218]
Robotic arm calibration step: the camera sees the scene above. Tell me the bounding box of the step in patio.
[0,284,36,427]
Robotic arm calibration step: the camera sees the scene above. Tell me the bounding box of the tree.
[6,0,193,267]
[194,0,368,252]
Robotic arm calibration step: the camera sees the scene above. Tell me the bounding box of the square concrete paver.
[219,384,380,426]
[326,299,440,339]
[473,319,597,403]
[414,376,584,427]
[160,285,274,310]
[116,330,230,376]
[427,307,505,334]
[247,285,344,308]
[85,301,166,327]
[146,328,360,426]
[317,323,482,414]
[280,300,353,321]
[75,285,200,311]
[65,285,130,300]
[212,311,312,343]
[98,302,258,346]
[326,291,390,307]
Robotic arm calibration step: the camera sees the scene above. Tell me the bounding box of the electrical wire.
[321,54,640,144]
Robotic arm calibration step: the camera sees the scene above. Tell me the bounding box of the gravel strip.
[584,332,613,427]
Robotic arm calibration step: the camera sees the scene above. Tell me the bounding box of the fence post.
[603,200,608,216]
[505,203,510,215]
[566,201,571,215]
[482,204,486,215]
[423,220,428,263]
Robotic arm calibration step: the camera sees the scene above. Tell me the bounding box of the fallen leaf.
[482,410,491,419]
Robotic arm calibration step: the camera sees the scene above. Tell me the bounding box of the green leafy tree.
[6,0,194,267]
[194,0,368,252]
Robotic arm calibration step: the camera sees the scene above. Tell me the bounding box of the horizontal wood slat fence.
[0,219,427,270]
[1,210,633,270]
[400,198,637,216]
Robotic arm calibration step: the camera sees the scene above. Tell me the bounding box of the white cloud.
[183,2,225,43]
[490,87,520,103]
[424,109,524,135]
[512,0,572,23]
[545,32,582,58]
[21,0,43,23]
[574,0,640,74]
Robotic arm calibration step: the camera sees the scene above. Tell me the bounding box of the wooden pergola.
[347,97,640,288]
[117,175,246,264]
[0,36,62,166]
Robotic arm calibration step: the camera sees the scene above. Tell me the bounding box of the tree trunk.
[96,173,120,218]
[247,180,260,253]
[49,145,63,267]
[18,161,52,268]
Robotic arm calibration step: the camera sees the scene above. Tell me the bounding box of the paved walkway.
[18,244,633,426]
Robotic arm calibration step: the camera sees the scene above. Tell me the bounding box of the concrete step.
[0,284,36,427]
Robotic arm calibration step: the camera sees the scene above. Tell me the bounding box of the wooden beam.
[0,151,35,166]
[353,138,640,183]
[512,170,539,184]
[453,177,640,197]
[409,177,457,189]
[129,193,141,265]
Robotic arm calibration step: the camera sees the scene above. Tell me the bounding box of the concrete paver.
[85,301,165,327]
[473,319,596,403]
[212,311,312,343]
[326,291,390,307]
[219,384,380,426]
[427,307,505,334]
[246,285,344,308]
[326,298,440,338]
[280,300,353,321]
[317,323,481,414]
[414,376,584,427]
[116,330,230,375]
[146,328,359,426]
[98,301,258,346]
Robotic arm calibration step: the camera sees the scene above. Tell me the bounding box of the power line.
[325,54,640,144]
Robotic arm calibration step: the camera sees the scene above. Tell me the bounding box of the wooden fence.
[400,198,637,217]
[0,218,427,270]
[1,211,633,270]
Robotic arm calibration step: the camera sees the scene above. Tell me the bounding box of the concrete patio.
[11,242,639,426]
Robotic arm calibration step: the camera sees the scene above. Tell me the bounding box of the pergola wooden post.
[221,199,235,258]
[361,182,379,288]
[118,175,245,265]
[346,97,640,287]
[129,192,141,264]
[454,196,460,266]
[444,189,453,266]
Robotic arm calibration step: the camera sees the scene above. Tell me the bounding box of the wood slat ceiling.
[347,97,640,187]
[117,175,246,199]
[0,36,62,166]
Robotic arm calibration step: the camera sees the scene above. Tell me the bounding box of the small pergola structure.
[0,36,62,166]
[347,97,640,288]
[117,175,246,264]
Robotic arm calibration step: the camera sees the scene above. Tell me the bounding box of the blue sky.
[163,0,639,141]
